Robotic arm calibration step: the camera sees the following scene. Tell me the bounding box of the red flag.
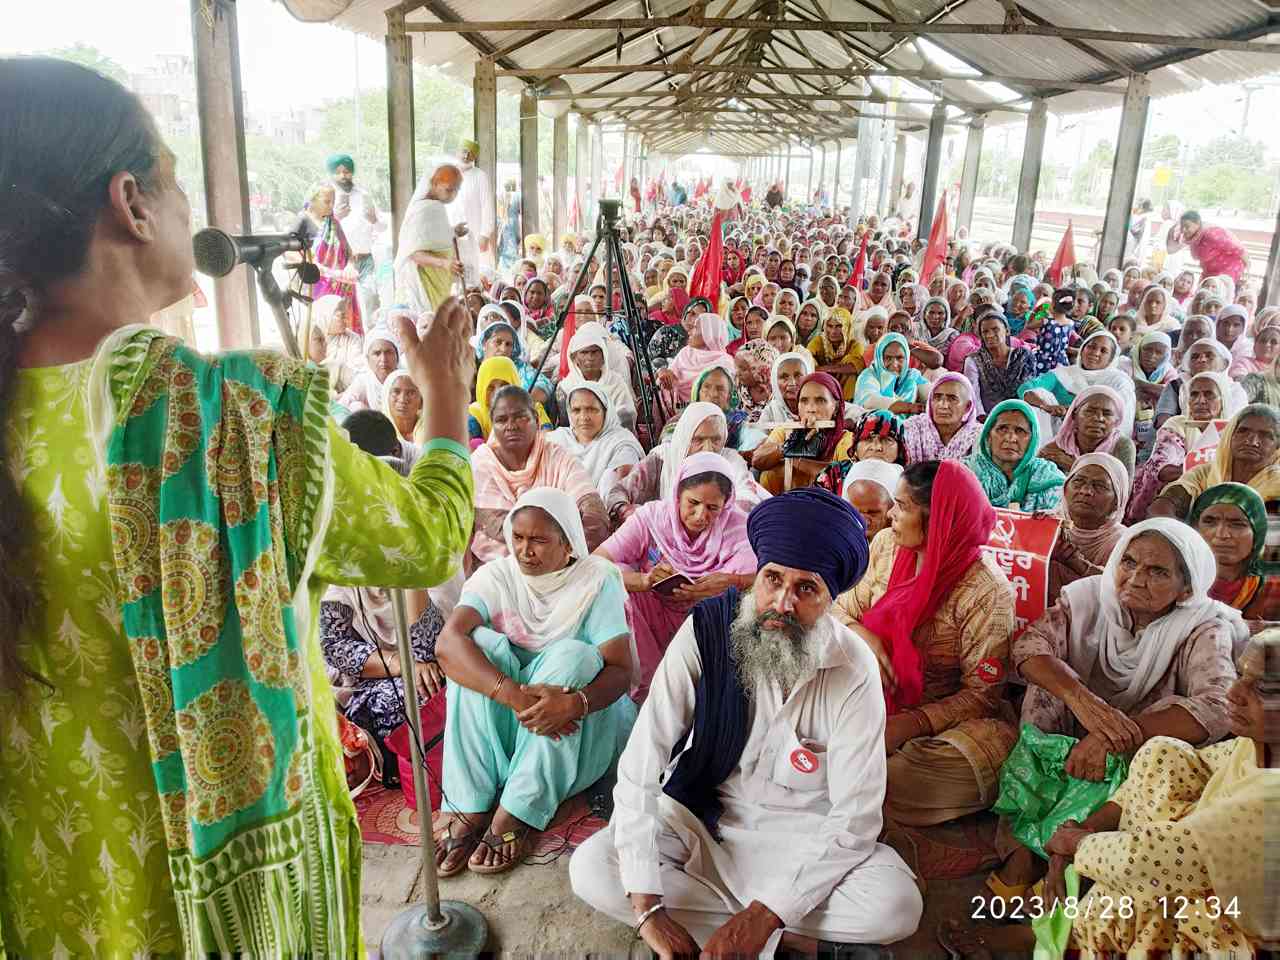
[920,189,949,288]
[558,299,579,381]
[1048,221,1077,286]
[688,206,725,310]
[613,163,624,191]
[847,232,869,290]
[568,194,580,231]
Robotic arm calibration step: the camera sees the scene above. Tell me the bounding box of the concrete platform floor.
[360,841,992,958]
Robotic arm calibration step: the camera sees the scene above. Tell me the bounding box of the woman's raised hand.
[394,297,475,446]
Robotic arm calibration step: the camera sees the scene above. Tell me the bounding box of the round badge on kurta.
[976,658,1005,684]
[790,748,819,774]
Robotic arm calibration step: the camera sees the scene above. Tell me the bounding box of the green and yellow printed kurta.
[0,327,473,958]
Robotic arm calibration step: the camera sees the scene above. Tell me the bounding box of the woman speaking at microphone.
[0,58,475,958]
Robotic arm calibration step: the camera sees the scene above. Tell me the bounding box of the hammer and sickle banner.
[980,509,1062,639]
[1183,420,1229,472]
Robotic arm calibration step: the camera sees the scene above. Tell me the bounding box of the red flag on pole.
[558,299,579,381]
[1048,221,1077,286]
[920,189,950,288]
[613,162,624,191]
[688,209,725,308]
[847,231,869,290]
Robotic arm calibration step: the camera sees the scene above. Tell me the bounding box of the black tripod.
[529,199,666,446]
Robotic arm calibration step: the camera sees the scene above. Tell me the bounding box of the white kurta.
[334,185,378,256]
[570,610,921,954]
[450,164,496,277]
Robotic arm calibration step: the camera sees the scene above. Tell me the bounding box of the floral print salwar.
[0,327,473,958]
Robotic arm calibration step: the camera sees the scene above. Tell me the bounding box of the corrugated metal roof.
[277,0,1280,148]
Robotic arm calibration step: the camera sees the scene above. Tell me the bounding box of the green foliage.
[1183,163,1276,213]
[39,43,128,84]
[1141,133,1180,169]
[1192,135,1265,170]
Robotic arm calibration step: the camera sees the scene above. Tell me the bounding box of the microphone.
[193,227,306,277]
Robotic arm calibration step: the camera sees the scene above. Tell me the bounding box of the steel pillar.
[473,59,498,251]
[192,0,258,348]
[889,134,906,218]
[519,89,539,244]
[1097,76,1152,273]
[956,115,985,235]
[917,101,946,239]
[1012,99,1048,252]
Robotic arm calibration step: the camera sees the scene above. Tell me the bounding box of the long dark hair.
[0,58,162,694]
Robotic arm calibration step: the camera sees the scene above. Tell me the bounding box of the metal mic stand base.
[380,901,489,960]
[381,587,491,960]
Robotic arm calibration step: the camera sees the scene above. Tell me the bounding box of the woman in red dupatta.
[834,459,1018,829]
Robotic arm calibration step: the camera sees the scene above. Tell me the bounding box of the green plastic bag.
[1031,864,1079,960]
[991,723,1129,860]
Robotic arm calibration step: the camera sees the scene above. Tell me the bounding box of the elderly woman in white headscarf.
[339,316,403,412]
[1154,336,1249,428]
[840,459,903,543]
[547,381,644,497]
[755,349,816,427]
[433,489,637,876]
[1018,330,1136,440]
[1048,451,1131,600]
[558,322,637,430]
[987,517,1242,900]
[604,401,767,527]
[395,164,465,313]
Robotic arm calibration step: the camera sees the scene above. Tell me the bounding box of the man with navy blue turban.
[571,488,923,958]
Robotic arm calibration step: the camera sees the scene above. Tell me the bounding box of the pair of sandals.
[436,819,533,878]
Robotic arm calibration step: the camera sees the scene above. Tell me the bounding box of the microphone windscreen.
[192,228,237,278]
[294,262,321,284]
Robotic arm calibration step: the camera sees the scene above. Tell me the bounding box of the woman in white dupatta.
[558,322,637,429]
[395,165,465,314]
[755,349,816,427]
[434,489,637,876]
[988,518,1244,903]
[547,381,644,496]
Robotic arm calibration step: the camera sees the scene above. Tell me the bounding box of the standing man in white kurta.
[450,137,496,283]
[571,488,923,959]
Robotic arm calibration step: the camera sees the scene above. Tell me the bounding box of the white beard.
[729,592,815,699]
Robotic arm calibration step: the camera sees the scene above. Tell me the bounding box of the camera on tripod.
[598,198,622,226]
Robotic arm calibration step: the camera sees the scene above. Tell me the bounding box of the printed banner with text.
[981,509,1062,639]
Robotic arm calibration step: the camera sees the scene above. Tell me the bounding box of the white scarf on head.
[461,488,619,652]
[1054,330,1136,436]
[561,323,636,422]
[1060,518,1246,712]
[546,381,644,491]
[757,350,815,427]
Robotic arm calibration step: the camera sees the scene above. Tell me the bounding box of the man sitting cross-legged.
[570,488,923,958]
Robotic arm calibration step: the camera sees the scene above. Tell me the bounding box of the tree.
[40,43,128,84]
[1192,135,1265,170]
[1141,133,1180,170]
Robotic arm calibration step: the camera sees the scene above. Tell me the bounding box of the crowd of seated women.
[316,187,1277,953]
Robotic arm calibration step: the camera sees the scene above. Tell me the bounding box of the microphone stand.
[255,260,302,359]
[380,587,489,959]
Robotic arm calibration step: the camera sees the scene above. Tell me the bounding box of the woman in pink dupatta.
[306,184,363,333]
[470,386,609,565]
[596,452,757,701]
[900,372,981,464]
[1167,211,1249,286]
[664,312,733,405]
